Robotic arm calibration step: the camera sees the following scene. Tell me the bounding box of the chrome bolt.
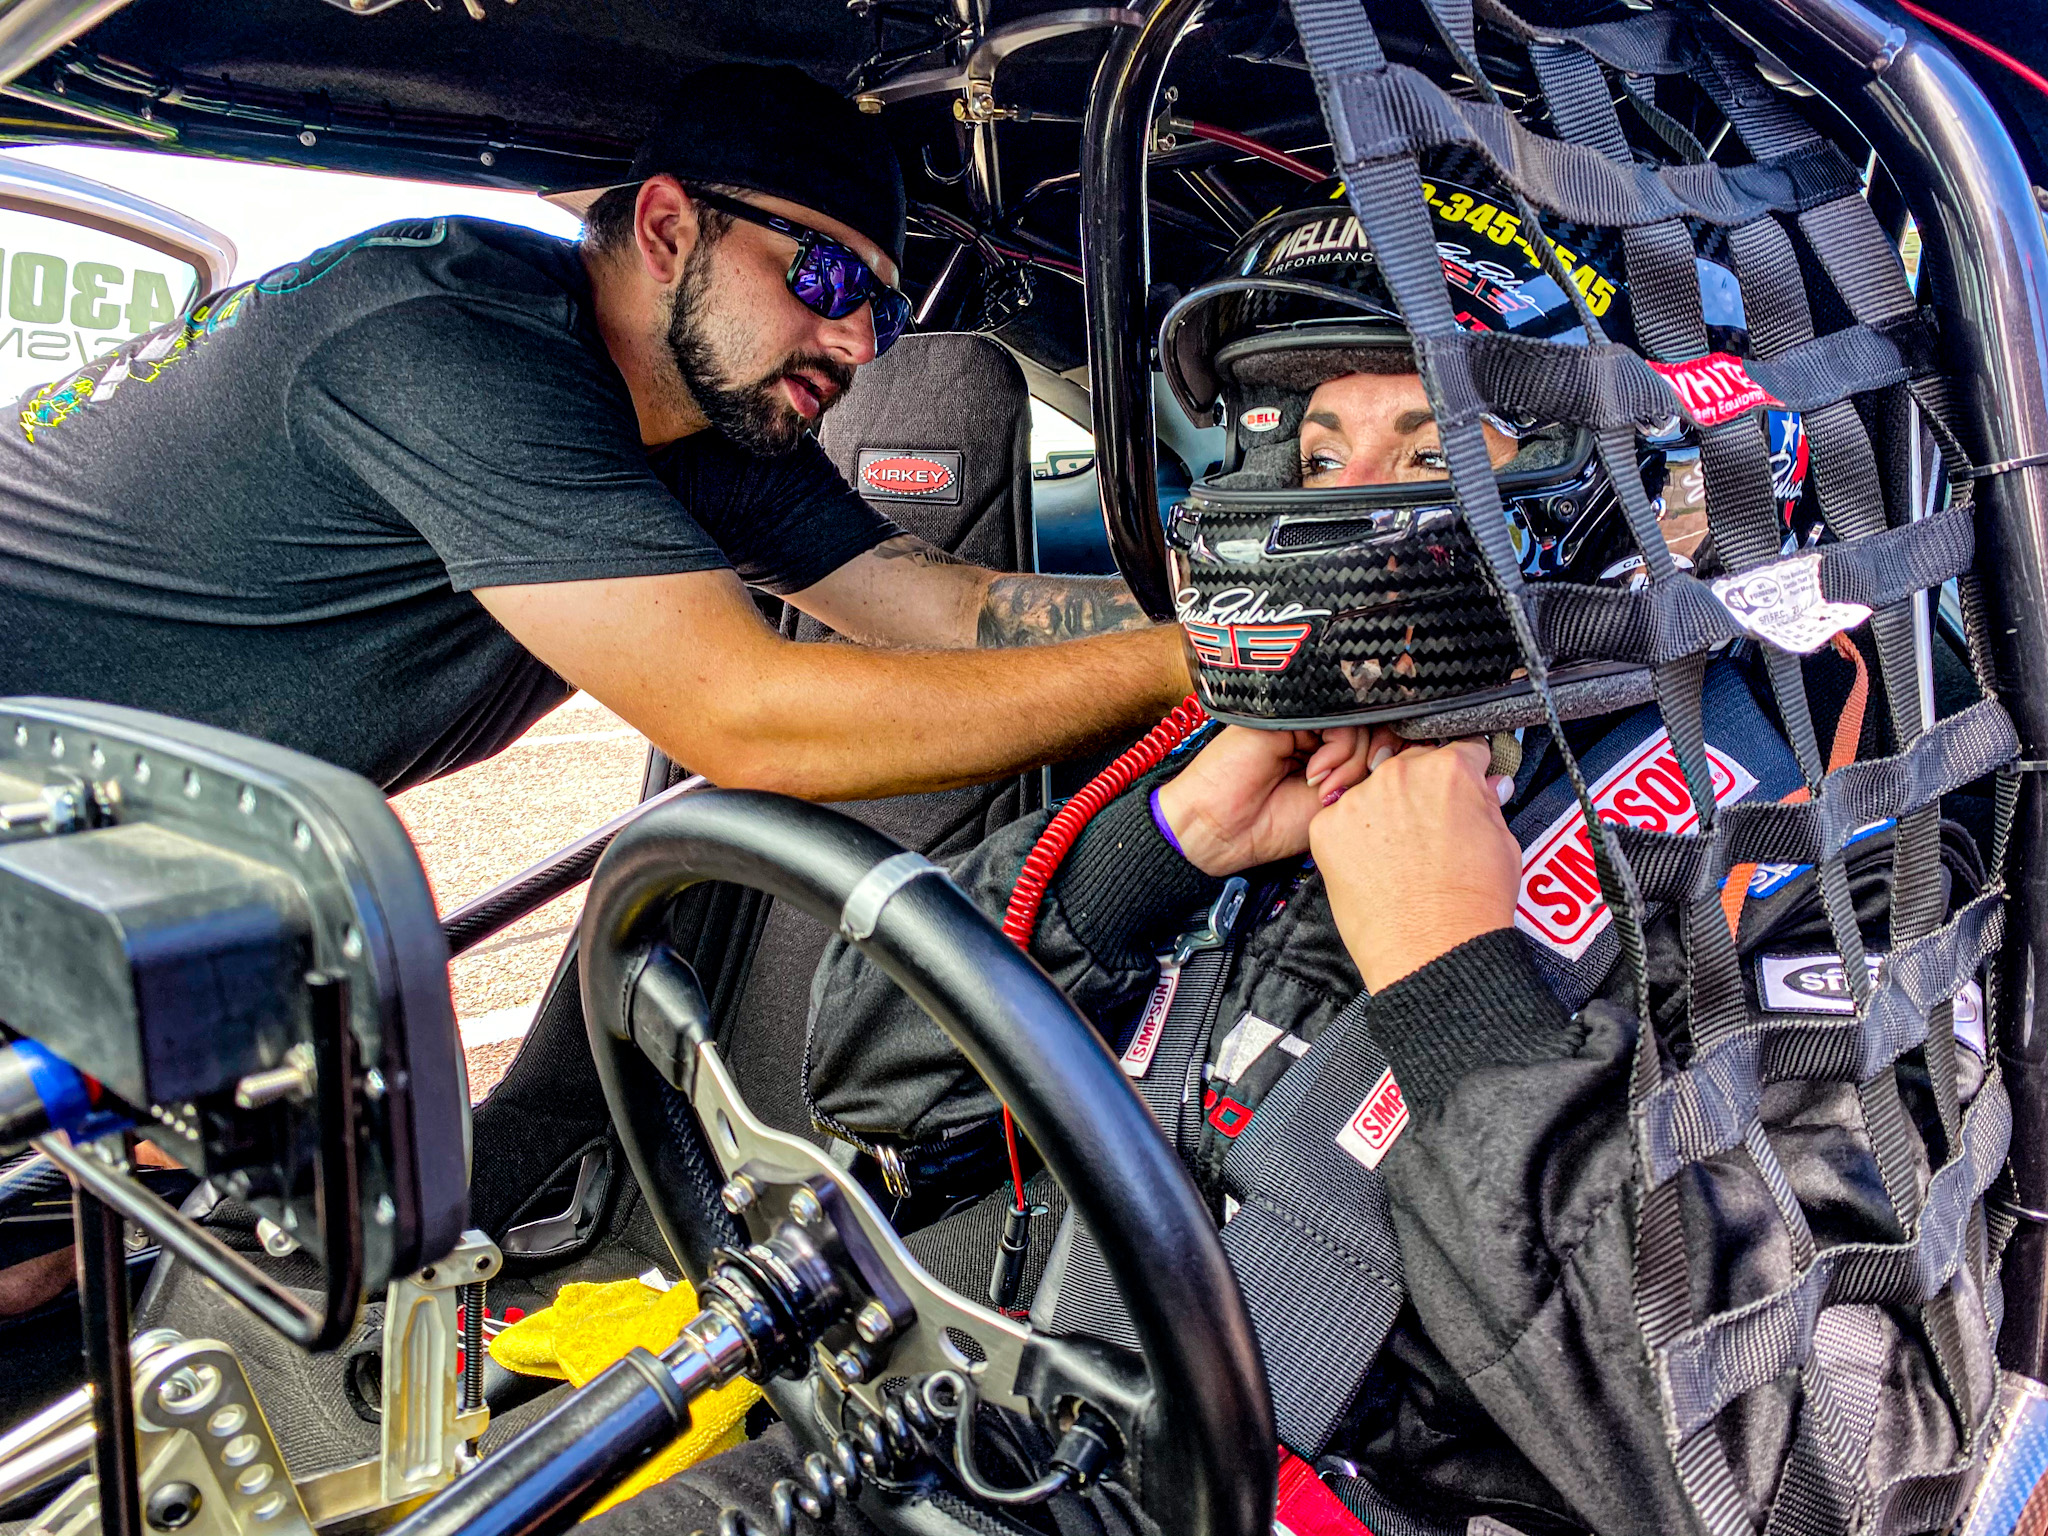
[833,1348,866,1383]
[479,149,497,167]
[855,94,882,114]
[720,1175,759,1216]
[146,1479,201,1530]
[256,1218,300,1258]
[299,129,317,148]
[234,1045,314,1110]
[854,1300,894,1345]
[788,1188,824,1227]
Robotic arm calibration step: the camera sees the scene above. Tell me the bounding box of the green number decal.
[9,253,64,323]
[69,261,120,330]
[125,270,178,334]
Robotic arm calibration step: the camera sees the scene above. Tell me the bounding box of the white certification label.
[1712,553,1872,655]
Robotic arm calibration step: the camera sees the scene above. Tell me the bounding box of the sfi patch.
[1240,406,1282,433]
[1712,552,1872,655]
[1647,352,1784,429]
[1757,952,1987,1058]
[1741,818,1893,902]
[855,448,964,504]
[1517,730,1759,961]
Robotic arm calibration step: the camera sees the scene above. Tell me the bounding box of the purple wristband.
[1149,786,1188,858]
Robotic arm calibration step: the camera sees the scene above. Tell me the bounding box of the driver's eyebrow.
[1304,410,1342,430]
[1393,408,1437,435]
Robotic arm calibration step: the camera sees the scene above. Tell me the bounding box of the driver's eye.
[1301,450,1345,481]
[1409,447,1449,475]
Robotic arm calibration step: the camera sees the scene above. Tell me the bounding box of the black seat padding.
[816,329,1035,576]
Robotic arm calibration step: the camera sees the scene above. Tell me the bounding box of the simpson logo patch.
[1176,587,1330,673]
[1240,406,1283,432]
[1335,1068,1408,1170]
[1121,961,1180,1078]
[1647,352,1784,429]
[855,449,964,505]
[1517,731,1759,960]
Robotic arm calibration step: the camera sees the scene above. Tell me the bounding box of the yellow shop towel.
[488,1275,760,1518]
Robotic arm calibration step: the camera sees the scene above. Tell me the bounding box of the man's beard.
[665,247,855,456]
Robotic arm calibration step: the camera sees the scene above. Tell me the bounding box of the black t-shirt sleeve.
[289,295,732,591]
[648,433,901,596]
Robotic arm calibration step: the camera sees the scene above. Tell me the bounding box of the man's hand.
[1311,740,1521,992]
[1156,726,1371,875]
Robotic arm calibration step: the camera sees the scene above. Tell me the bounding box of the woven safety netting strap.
[1285,2,2019,1533]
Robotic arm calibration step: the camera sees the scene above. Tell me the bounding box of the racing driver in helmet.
[577,185,1982,1536]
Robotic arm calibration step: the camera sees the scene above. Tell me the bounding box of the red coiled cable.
[993,695,1209,1214]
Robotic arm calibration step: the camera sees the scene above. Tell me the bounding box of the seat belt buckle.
[1172,876,1248,964]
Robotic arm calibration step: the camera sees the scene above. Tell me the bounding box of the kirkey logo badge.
[1177,587,1330,673]
[861,454,953,496]
[853,448,965,505]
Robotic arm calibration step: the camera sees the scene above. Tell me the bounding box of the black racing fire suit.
[799,645,1991,1536]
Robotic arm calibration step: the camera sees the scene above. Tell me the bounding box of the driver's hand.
[1154,725,1370,876]
[1311,739,1520,993]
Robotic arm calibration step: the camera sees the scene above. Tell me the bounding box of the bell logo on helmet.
[1647,353,1785,429]
[1517,731,1759,960]
[1177,587,1330,673]
[1240,407,1282,432]
[854,449,964,505]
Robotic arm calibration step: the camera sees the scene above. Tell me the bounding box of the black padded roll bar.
[1081,0,1205,622]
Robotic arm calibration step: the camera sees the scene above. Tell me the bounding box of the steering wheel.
[578,788,1274,1536]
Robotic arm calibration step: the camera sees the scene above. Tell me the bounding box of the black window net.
[1286,1,2020,1529]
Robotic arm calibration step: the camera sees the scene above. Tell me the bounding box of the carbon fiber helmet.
[1158,175,1804,730]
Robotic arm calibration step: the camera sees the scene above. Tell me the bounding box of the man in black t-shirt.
[0,65,1185,795]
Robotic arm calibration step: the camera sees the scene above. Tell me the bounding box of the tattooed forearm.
[977,575,1150,647]
[869,533,969,568]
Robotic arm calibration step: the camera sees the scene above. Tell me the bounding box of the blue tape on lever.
[12,1039,91,1138]
[1958,1379,2048,1536]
